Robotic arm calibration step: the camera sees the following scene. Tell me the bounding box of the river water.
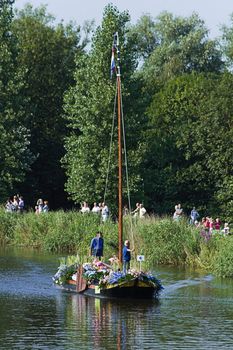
[0,246,233,350]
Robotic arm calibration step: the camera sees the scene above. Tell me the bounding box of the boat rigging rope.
[104,80,135,250]
[103,83,117,205]
[120,85,135,250]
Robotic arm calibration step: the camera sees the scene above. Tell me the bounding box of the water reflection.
[1,247,233,349]
[64,293,160,350]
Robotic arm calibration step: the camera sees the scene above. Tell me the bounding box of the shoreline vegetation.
[0,210,233,278]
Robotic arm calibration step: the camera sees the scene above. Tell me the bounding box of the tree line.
[1,1,233,219]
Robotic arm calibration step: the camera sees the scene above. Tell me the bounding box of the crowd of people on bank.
[5,195,24,213]
[80,201,110,222]
[173,203,230,235]
[4,195,231,235]
[5,195,49,214]
[35,199,49,214]
[79,201,147,222]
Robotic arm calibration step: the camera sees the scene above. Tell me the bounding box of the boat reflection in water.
[64,292,160,349]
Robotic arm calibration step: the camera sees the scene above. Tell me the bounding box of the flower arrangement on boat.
[98,269,162,289]
[82,261,162,290]
[52,263,77,285]
[82,261,109,283]
[53,259,163,291]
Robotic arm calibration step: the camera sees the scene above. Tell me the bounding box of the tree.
[144,72,233,217]
[12,4,88,207]
[139,12,223,86]
[0,0,33,200]
[63,4,147,211]
[127,14,159,62]
[221,13,233,68]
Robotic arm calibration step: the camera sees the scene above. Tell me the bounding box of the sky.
[14,0,233,38]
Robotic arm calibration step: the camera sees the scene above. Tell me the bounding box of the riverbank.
[0,210,232,277]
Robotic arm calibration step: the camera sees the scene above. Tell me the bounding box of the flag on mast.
[110,32,118,78]
[110,47,116,78]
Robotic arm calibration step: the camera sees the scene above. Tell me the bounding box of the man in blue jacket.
[90,232,104,260]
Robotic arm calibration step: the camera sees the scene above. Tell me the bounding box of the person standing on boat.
[90,232,104,260]
[122,240,134,274]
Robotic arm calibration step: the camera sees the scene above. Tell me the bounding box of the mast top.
[113,32,121,78]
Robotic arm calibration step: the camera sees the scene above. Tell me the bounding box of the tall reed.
[1,209,233,277]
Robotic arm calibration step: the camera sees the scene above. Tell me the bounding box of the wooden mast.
[116,32,123,263]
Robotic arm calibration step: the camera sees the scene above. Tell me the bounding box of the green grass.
[0,209,233,277]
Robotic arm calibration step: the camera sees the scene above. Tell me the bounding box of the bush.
[135,217,200,267]
[212,235,233,277]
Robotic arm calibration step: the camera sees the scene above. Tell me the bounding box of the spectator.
[173,204,183,221]
[204,217,210,232]
[92,202,100,214]
[43,201,49,212]
[176,204,183,216]
[209,217,214,234]
[123,204,129,216]
[18,196,24,213]
[190,207,199,224]
[215,218,221,231]
[5,198,13,213]
[102,202,109,222]
[12,195,19,212]
[222,223,230,235]
[80,201,90,214]
[98,202,103,213]
[132,203,140,218]
[139,203,147,219]
[37,199,44,213]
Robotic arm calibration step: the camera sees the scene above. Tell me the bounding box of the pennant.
[110,47,116,78]
[110,32,118,78]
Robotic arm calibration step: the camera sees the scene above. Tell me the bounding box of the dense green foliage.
[0,0,34,199]
[0,1,233,220]
[11,4,88,207]
[1,210,233,277]
[144,73,233,218]
[63,4,146,210]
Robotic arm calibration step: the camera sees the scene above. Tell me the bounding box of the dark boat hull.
[84,285,156,299]
[60,278,160,300]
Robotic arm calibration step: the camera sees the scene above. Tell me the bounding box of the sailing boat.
[53,33,162,299]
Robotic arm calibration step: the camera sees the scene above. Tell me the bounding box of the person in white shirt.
[222,222,230,235]
[132,203,140,218]
[139,203,147,219]
[80,201,90,214]
[92,202,100,214]
[101,202,109,222]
